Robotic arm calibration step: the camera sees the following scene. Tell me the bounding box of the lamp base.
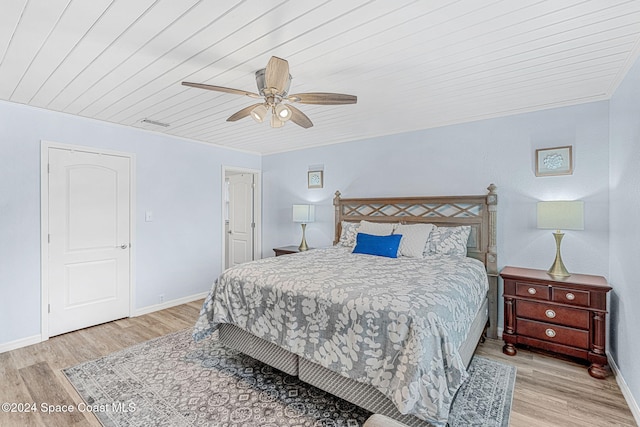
[298,223,308,251]
[547,231,570,278]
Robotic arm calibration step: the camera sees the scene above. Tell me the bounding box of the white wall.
[0,100,260,346]
[263,101,610,284]
[609,57,640,416]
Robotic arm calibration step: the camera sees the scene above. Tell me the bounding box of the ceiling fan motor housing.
[255,68,292,97]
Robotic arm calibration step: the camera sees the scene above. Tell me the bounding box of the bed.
[194,185,498,427]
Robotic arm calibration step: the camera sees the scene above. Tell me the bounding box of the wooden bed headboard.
[333,184,498,339]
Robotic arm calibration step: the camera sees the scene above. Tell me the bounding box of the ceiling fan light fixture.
[250,104,268,123]
[275,104,292,121]
[270,111,285,128]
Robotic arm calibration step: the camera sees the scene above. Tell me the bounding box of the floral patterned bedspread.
[193,246,488,426]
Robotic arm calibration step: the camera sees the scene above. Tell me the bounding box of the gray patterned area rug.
[63,329,515,427]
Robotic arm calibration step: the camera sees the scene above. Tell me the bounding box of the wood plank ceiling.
[1,0,640,154]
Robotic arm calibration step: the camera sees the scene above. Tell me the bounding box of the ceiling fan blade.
[287,92,357,105]
[227,103,264,122]
[182,82,261,98]
[264,56,290,94]
[287,105,313,128]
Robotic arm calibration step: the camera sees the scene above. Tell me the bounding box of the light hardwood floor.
[0,301,636,427]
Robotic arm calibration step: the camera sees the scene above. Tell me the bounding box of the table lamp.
[292,204,315,251]
[537,200,584,278]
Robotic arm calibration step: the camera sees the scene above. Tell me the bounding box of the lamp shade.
[292,204,315,223]
[270,112,284,128]
[275,104,292,121]
[537,201,584,230]
[250,104,268,123]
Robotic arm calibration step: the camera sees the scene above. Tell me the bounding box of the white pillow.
[427,225,471,256]
[358,220,396,236]
[394,223,435,258]
[338,221,360,248]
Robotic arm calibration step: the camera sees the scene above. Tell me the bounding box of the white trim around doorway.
[221,166,262,273]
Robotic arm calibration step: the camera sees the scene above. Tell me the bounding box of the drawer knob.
[566,292,575,301]
[527,287,537,295]
[545,309,556,319]
[545,328,557,338]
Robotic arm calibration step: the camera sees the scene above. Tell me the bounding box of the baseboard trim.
[132,292,208,317]
[0,334,42,354]
[0,293,208,354]
[497,326,503,338]
[607,351,640,425]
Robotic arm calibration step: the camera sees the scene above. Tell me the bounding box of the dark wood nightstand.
[501,266,612,379]
[273,245,313,256]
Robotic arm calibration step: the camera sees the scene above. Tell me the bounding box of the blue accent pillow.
[352,233,402,258]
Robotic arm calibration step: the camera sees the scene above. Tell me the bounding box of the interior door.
[47,148,131,337]
[228,173,254,267]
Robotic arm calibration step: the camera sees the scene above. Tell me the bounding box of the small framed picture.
[308,170,323,189]
[535,146,573,177]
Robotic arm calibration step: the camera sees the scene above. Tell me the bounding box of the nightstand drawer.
[515,281,549,301]
[517,318,589,349]
[516,300,589,330]
[552,287,590,307]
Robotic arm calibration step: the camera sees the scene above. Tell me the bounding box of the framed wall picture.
[535,146,573,176]
[308,170,323,189]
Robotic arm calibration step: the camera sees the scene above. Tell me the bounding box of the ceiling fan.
[182,56,357,129]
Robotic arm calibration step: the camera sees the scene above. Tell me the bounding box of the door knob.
[120,243,129,249]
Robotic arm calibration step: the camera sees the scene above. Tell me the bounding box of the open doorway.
[222,166,261,271]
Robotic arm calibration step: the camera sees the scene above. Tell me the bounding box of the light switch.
[145,211,154,222]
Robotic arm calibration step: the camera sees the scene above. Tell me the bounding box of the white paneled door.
[228,173,254,267]
[47,148,131,337]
